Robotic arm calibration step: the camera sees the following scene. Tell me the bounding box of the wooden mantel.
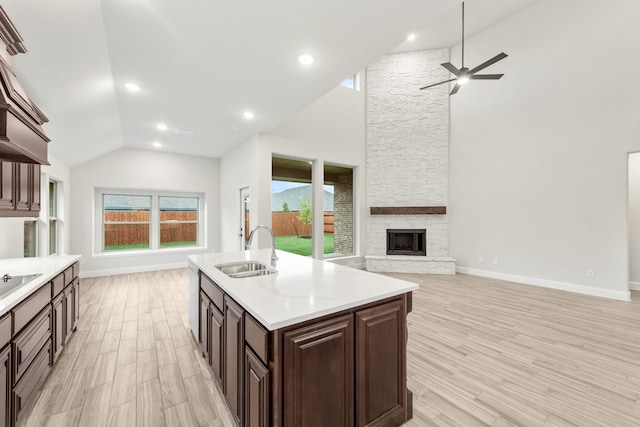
[370,206,447,215]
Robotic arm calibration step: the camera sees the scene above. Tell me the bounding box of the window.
[159,196,198,248]
[49,180,58,255]
[97,189,203,253]
[340,73,360,91]
[24,219,37,257]
[324,164,354,258]
[103,194,151,251]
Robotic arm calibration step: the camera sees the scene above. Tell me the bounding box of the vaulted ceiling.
[2,0,538,167]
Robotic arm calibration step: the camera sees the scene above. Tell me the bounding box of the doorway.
[239,187,250,251]
[629,153,640,291]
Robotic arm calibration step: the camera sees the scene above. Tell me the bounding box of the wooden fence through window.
[104,211,197,247]
[246,212,334,237]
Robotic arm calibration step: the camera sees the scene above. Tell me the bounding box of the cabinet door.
[209,303,224,384]
[199,291,209,359]
[64,286,73,344]
[73,278,80,329]
[52,293,64,363]
[30,164,41,212]
[245,346,269,427]
[355,299,407,427]
[0,345,10,427]
[224,296,244,427]
[283,314,354,427]
[0,161,14,210]
[15,162,30,212]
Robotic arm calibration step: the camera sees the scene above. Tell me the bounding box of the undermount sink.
[0,273,42,299]
[215,261,277,279]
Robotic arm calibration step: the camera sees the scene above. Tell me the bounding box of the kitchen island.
[188,249,418,427]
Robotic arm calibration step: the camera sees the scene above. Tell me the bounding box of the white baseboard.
[79,261,187,279]
[630,281,640,291]
[456,266,631,302]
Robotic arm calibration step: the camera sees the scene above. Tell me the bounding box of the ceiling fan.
[420,2,507,95]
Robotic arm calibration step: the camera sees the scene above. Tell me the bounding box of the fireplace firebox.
[386,229,426,256]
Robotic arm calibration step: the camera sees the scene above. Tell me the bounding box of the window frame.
[49,179,58,256]
[158,195,199,249]
[95,188,206,256]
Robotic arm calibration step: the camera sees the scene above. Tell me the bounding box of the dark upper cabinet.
[0,161,41,217]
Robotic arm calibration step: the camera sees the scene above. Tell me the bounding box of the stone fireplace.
[365,49,455,274]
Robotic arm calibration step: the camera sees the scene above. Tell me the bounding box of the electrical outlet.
[479,256,484,263]
[492,258,498,265]
[587,269,595,278]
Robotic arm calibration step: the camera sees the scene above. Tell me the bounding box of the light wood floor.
[18,270,640,427]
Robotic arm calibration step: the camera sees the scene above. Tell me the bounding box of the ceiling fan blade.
[450,83,461,95]
[441,62,460,76]
[469,74,504,80]
[469,52,508,74]
[419,78,456,90]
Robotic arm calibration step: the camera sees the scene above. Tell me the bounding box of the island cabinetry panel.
[209,302,224,383]
[13,306,51,382]
[199,291,209,361]
[245,346,269,427]
[283,314,355,427]
[63,285,73,344]
[12,340,50,425]
[355,299,407,427]
[224,296,245,426]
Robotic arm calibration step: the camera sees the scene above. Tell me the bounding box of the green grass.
[104,241,196,251]
[104,243,150,251]
[275,234,334,257]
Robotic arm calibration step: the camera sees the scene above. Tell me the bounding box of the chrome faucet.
[247,225,278,267]
[2,274,11,283]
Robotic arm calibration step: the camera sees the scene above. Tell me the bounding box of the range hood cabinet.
[0,7,50,166]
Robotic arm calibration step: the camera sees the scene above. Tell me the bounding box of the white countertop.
[189,250,418,331]
[0,255,81,316]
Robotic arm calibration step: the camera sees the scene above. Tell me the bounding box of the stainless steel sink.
[215,261,277,279]
[0,273,42,299]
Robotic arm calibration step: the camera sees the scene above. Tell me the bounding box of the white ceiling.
[2,0,538,167]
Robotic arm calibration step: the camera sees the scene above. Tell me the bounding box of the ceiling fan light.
[457,75,470,85]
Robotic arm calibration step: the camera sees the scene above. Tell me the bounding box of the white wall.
[449,0,640,300]
[0,155,71,259]
[629,153,640,286]
[220,84,367,257]
[71,148,220,276]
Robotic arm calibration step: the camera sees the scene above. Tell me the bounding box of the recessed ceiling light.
[157,123,168,131]
[152,141,162,148]
[124,82,141,92]
[298,54,315,65]
[407,33,416,42]
[243,111,255,120]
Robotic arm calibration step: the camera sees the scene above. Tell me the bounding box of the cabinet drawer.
[51,272,64,297]
[13,283,51,334]
[64,266,74,286]
[200,273,224,311]
[72,262,79,280]
[13,340,51,425]
[13,306,51,383]
[0,312,11,350]
[245,313,269,364]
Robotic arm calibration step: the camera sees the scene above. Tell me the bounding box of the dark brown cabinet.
[63,286,73,344]
[0,345,10,427]
[209,303,224,383]
[196,270,412,427]
[245,347,269,427]
[355,300,407,427]
[283,314,355,427]
[0,162,13,211]
[224,297,245,426]
[0,162,40,217]
[52,293,64,362]
[199,291,209,360]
